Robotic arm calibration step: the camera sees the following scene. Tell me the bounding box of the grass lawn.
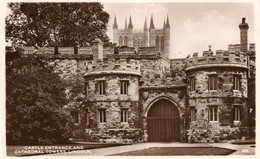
[7,143,126,157]
[110,147,236,156]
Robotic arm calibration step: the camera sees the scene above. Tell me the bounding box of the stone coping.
[84,100,139,103]
[140,84,186,90]
[185,63,248,72]
[84,70,142,77]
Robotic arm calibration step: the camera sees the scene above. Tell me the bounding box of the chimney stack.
[239,17,249,52]
[92,38,103,62]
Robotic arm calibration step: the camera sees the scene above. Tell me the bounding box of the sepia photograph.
[2,0,258,157]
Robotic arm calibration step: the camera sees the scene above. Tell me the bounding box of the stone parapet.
[138,47,157,55]
[186,50,248,70]
[20,46,112,55]
[21,53,93,59]
[118,47,135,54]
[85,58,141,76]
[140,77,186,87]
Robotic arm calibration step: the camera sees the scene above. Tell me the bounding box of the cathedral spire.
[113,14,118,29]
[125,17,128,30]
[144,17,148,31]
[166,14,170,28]
[163,18,166,29]
[149,14,155,30]
[128,15,133,29]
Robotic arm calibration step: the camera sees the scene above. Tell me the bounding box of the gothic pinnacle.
[125,17,128,30]
[166,14,170,28]
[149,14,155,30]
[144,17,148,31]
[128,15,133,29]
[113,14,118,29]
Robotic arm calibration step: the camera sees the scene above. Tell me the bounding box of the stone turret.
[186,48,249,143]
[239,17,249,52]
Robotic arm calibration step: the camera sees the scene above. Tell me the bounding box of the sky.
[103,2,255,59]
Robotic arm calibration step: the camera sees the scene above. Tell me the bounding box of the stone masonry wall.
[84,74,141,143]
[186,66,249,143]
[139,57,186,86]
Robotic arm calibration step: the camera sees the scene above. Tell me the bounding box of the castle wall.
[15,21,255,143]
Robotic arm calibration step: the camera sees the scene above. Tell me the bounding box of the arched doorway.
[147,99,180,142]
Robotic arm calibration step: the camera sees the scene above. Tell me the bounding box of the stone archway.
[147,99,180,142]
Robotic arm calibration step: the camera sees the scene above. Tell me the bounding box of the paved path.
[47,142,255,156]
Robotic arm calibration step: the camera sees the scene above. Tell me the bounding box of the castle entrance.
[147,99,180,142]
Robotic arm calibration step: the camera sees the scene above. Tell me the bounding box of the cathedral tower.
[113,14,171,59]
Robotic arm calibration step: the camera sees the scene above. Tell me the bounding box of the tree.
[6,55,72,145]
[6,3,110,47]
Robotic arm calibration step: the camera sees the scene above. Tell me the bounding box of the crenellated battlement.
[19,46,159,56]
[20,46,114,55]
[85,58,141,77]
[186,50,248,70]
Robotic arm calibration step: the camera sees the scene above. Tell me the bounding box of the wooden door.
[147,99,180,142]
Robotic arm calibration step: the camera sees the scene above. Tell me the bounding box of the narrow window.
[190,77,195,92]
[138,41,142,48]
[156,36,160,51]
[161,36,164,52]
[208,106,218,121]
[190,107,196,121]
[98,81,106,95]
[86,109,89,126]
[85,82,88,97]
[121,109,128,123]
[71,111,79,123]
[234,106,241,121]
[120,81,128,95]
[233,75,241,91]
[119,36,123,46]
[124,36,128,46]
[208,75,217,91]
[98,109,106,123]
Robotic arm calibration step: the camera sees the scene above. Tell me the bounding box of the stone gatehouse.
[17,17,255,143]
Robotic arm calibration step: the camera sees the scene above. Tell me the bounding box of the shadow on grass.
[109,147,236,156]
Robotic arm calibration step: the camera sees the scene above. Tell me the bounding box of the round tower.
[84,39,142,143]
[185,49,249,143]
